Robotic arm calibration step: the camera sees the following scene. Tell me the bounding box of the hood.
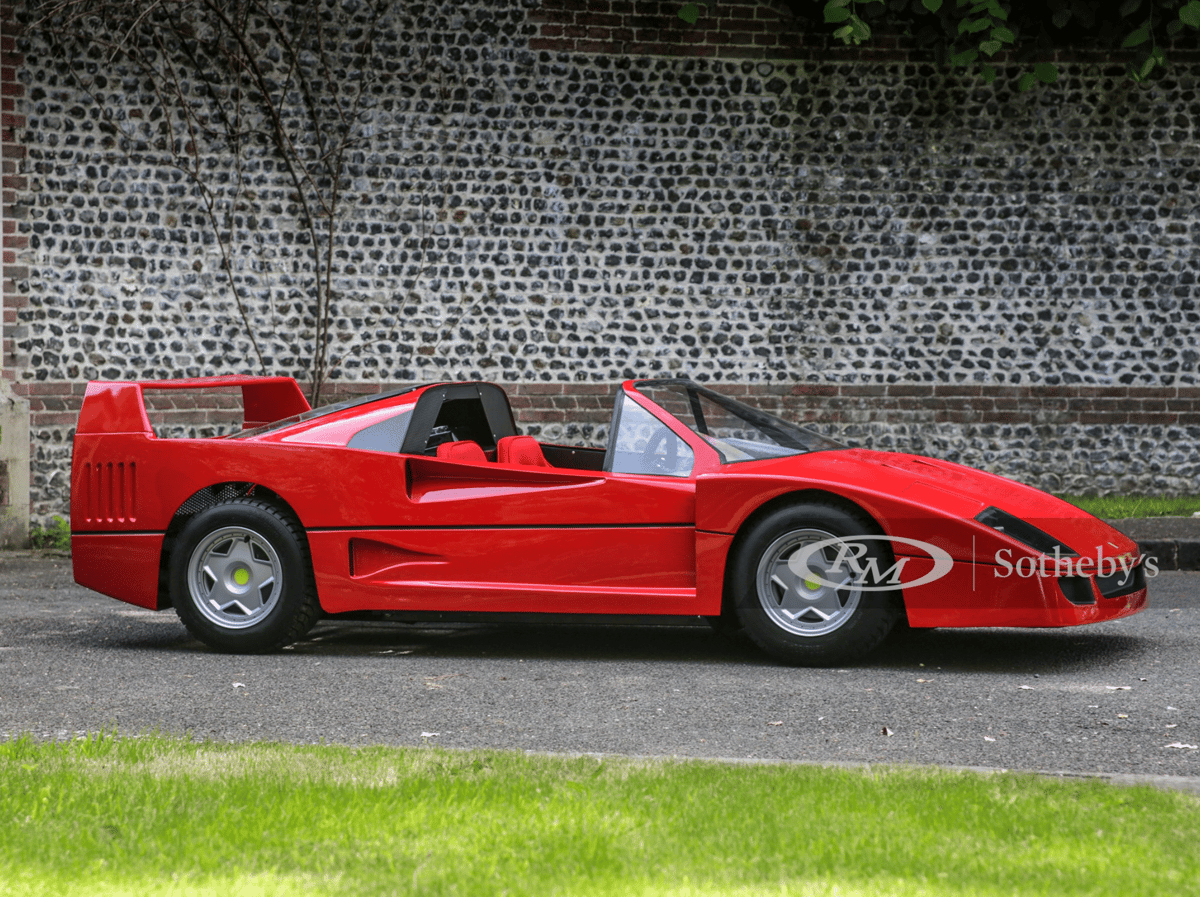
[739,448,1139,559]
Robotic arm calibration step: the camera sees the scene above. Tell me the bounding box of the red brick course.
[14,380,1200,434]
[526,0,950,60]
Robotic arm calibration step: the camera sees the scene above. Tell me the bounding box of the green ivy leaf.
[850,15,872,41]
[966,2,1007,20]
[1018,72,1038,91]
[949,47,979,65]
[922,0,944,10]
[678,2,701,24]
[1181,1,1200,28]
[1122,23,1151,47]
[980,40,1002,55]
[1052,9,1072,28]
[1168,19,1184,36]
[833,24,855,42]
[991,26,1015,43]
[1119,0,1143,17]
[981,64,997,83]
[1035,62,1059,83]
[966,17,993,33]
[826,5,853,23]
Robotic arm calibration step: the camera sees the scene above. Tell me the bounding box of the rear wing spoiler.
[76,376,312,436]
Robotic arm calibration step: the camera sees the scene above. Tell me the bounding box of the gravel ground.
[2,551,1198,787]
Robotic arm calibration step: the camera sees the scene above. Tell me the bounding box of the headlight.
[975,507,1078,557]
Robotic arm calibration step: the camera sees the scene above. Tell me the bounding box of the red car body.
[70,376,1148,662]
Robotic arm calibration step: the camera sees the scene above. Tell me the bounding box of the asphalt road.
[2,552,1198,781]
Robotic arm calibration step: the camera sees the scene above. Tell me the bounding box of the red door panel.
[310,454,698,614]
[309,525,696,614]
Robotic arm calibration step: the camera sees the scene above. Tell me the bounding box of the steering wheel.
[640,427,679,475]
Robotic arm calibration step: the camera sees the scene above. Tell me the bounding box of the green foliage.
[678,1,703,24]
[28,516,69,551]
[3,733,1200,896]
[683,0,1200,90]
[824,0,883,45]
[1058,494,1200,519]
[1017,60,1060,91]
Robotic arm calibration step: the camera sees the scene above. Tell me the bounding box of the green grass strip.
[1,733,1196,896]
[1057,494,1200,519]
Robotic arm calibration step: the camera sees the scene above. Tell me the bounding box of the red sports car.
[70,376,1148,664]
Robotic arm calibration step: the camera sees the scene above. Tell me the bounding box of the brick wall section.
[526,1,1200,64]
[19,374,1200,516]
[530,0,812,59]
[10,0,1200,519]
[1,2,28,379]
[21,376,1200,516]
[24,380,1200,434]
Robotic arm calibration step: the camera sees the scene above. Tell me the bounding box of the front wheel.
[169,498,319,653]
[730,502,902,666]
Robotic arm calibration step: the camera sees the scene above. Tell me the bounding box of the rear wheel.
[170,498,319,653]
[730,502,901,666]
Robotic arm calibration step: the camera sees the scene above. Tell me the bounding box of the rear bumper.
[72,532,165,610]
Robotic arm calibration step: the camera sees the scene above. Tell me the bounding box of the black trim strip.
[308,522,696,533]
[71,530,166,537]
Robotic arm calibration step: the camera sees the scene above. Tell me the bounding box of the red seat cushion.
[436,440,488,464]
[496,435,550,467]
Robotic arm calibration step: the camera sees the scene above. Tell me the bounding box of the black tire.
[729,501,902,666]
[169,498,319,653]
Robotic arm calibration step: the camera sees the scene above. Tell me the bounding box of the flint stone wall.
[4,0,1200,522]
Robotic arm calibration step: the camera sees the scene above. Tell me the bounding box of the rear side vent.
[82,461,137,524]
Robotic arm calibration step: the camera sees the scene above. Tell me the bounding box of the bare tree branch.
[25,0,468,402]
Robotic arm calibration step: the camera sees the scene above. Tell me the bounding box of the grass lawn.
[1057,494,1200,519]
[1,734,1195,896]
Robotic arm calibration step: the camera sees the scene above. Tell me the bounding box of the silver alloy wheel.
[754,527,864,637]
[186,525,284,630]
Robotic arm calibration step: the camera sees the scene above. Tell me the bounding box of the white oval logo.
[788,535,955,592]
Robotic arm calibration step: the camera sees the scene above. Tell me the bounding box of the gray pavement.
[1,550,1198,790]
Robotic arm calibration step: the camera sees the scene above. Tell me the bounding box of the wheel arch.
[156,482,307,609]
[717,487,898,620]
[719,488,906,663]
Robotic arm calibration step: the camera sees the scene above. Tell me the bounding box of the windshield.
[634,379,844,464]
[229,385,422,439]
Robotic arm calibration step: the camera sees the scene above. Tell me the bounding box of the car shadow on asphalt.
[88,613,1149,673]
[288,621,772,665]
[155,620,1149,673]
[867,626,1147,674]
